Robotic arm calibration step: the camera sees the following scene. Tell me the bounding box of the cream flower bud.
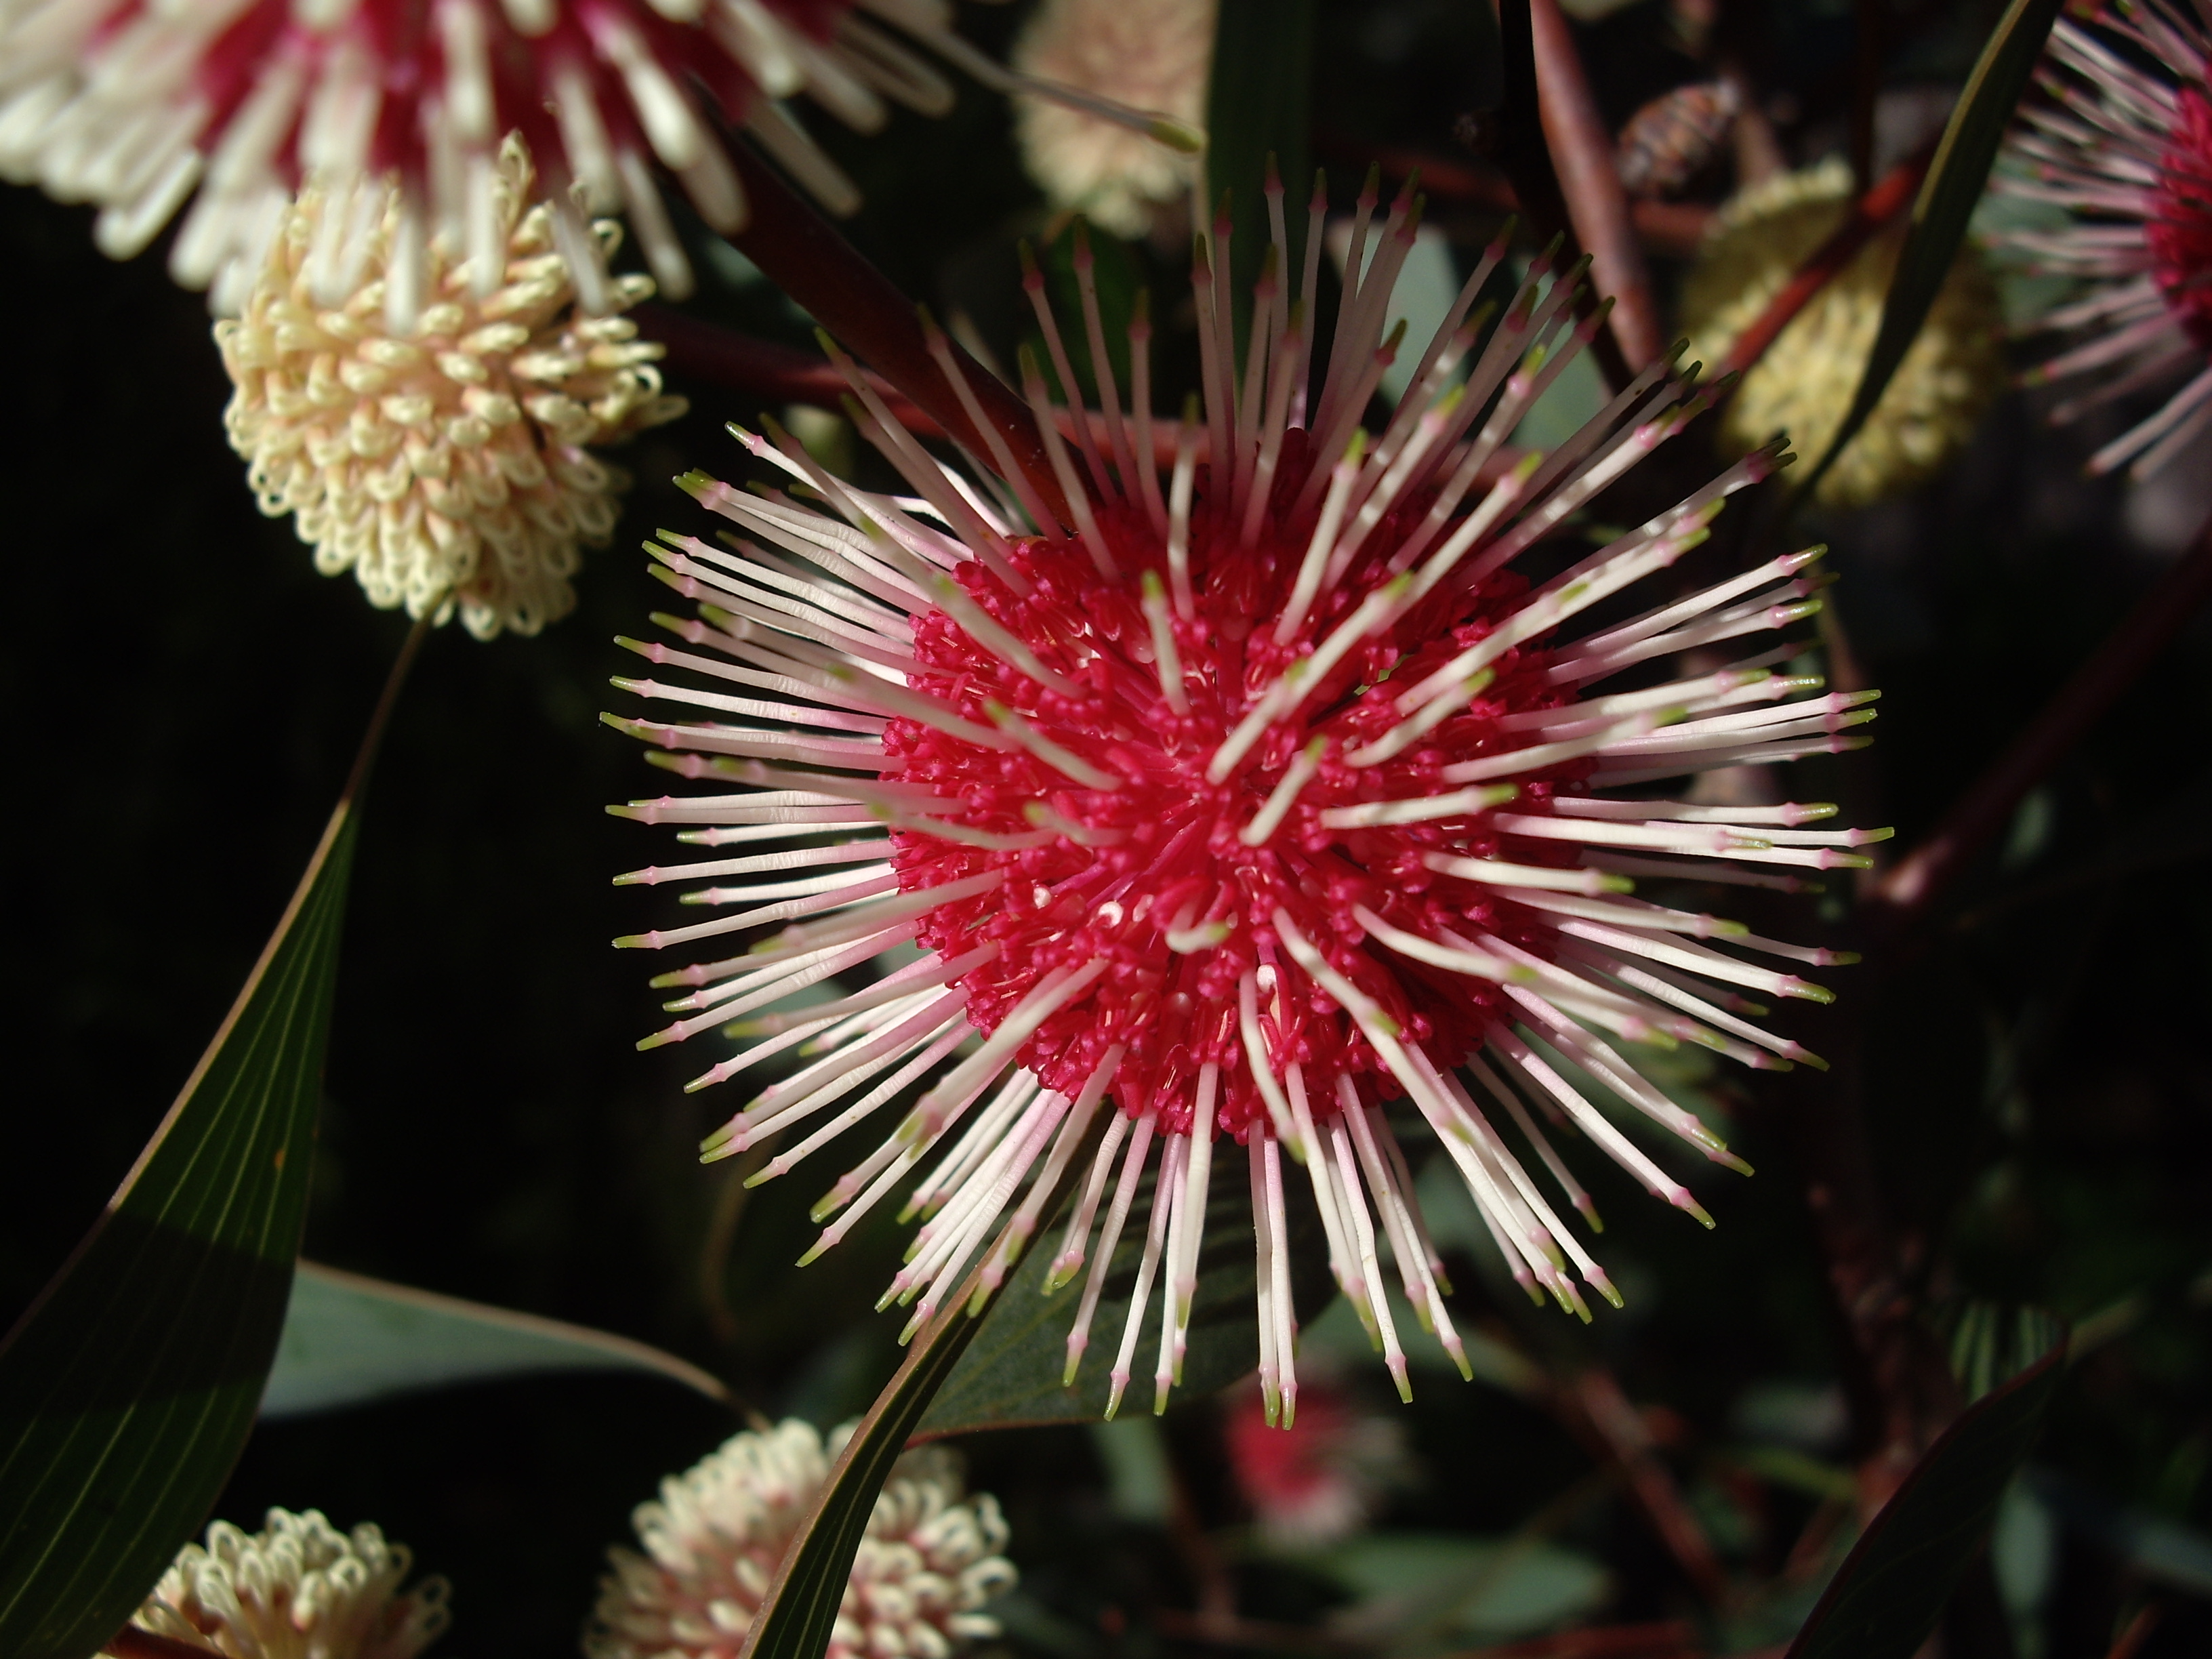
[1681,157,2006,510]
[586,1419,1016,1659]
[1013,0,1214,238]
[216,134,687,640]
[121,1506,448,1659]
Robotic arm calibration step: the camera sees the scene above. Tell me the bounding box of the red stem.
[102,1629,221,1659]
[636,306,945,439]
[1868,509,2212,930]
[1717,143,1932,382]
[719,140,1072,524]
[1330,138,1716,255]
[1440,1622,1700,1659]
[1529,0,1664,370]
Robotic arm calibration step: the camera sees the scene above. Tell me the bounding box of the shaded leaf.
[737,1115,1109,1659]
[1796,0,2064,500]
[917,1155,1334,1436]
[0,805,360,1659]
[1785,1330,2066,1659]
[1206,0,1317,314]
[262,1261,731,1418]
[1309,1530,1610,1645]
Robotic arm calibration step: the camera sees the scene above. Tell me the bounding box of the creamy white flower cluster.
[216,136,687,640]
[588,1418,1017,1659]
[124,1506,449,1659]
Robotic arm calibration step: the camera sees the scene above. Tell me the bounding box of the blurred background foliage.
[3,0,2211,1656]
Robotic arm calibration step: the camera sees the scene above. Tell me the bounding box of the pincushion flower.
[1681,158,2006,510]
[118,1507,449,1659]
[0,0,1195,319]
[586,1418,1015,1659]
[608,178,1883,1427]
[1012,0,1212,238]
[1225,1371,1412,1547]
[1997,1,2212,478]
[217,134,686,637]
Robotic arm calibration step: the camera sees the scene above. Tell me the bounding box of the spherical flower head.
[1681,158,2006,510]
[586,1418,1017,1659]
[1225,1372,1412,1548]
[123,1506,449,1659]
[1013,0,1213,237]
[215,135,687,639]
[1996,2,2212,478]
[0,0,1192,317]
[609,182,1884,1427]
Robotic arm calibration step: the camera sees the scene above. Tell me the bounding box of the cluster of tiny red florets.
[885,462,1586,1139]
[2150,87,2212,352]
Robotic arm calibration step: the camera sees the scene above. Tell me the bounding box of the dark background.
[3,1,2209,1654]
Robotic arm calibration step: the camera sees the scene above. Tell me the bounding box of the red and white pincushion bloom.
[0,0,1190,320]
[1999,0,2212,477]
[608,178,1882,1428]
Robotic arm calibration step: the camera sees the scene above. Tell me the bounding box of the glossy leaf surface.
[0,805,359,1659]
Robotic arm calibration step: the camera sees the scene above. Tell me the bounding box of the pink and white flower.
[0,0,1193,319]
[608,179,1882,1428]
[1999,0,2212,476]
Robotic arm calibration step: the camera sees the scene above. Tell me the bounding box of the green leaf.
[1206,0,1317,313]
[1784,1331,2067,1659]
[262,1261,733,1418]
[916,1157,1334,1436]
[737,1115,1110,1659]
[1307,1531,1610,1645]
[1795,0,2064,501]
[0,802,361,1659]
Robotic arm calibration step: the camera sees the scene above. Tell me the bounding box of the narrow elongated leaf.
[262,1261,731,1418]
[1796,0,2064,501]
[918,1157,1333,1436]
[1785,1332,2066,1659]
[739,1116,1110,1659]
[0,804,359,1659]
[1206,0,1317,312]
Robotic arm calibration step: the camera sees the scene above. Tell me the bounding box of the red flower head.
[0,0,1193,321]
[609,176,1883,1426]
[1999,0,2212,476]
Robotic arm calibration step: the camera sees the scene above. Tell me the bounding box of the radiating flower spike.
[1,0,1198,319]
[1995,0,2212,477]
[611,178,1887,1422]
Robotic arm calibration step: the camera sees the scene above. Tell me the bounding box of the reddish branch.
[1565,1371,1730,1605]
[637,305,944,438]
[1442,1621,1702,1659]
[1335,140,1715,255]
[1868,509,2212,931]
[1529,0,1664,369]
[102,1629,221,1659]
[720,139,1072,523]
[1717,143,1933,381]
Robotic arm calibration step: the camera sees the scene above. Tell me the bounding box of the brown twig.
[1566,1370,1731,1606]
[102,1629,222,1659]
[1716,142,1933,382]
[638,306,945,438]
[1867,510,2212,933]
[1328,138,1715,255]
[720,139,1071,524]
[1529,0,1664,369]
[1435,1620,1702,1659]
[2106,1603,2163,1659]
